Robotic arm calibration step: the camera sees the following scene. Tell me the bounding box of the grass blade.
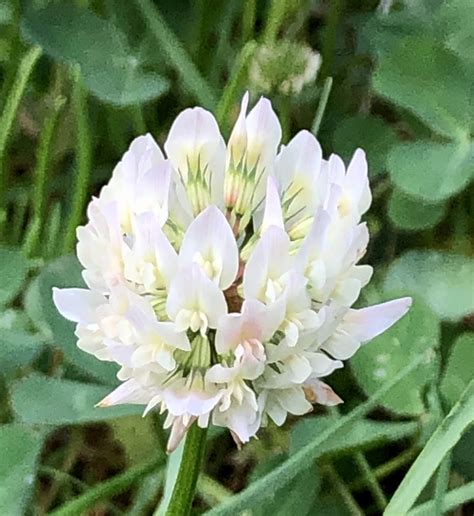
[207,353,428,515]
[385,378,474,515]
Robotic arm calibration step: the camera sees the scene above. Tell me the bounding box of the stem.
[242,0,256,44]
[324,464,364,516]
[263,0,287,43]
[353,451,388,511]
[50,455,164,516]
[0,46,42,226]
[134,0,217,109]
[433,453,452,516]
[165,423,207,516]
[311,76,333,136]
[63,68,92,252]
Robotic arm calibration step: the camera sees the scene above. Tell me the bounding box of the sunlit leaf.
[0,424,44,514]
[385,251,474,321]
[387,140,474,202]
[10,374,143,425]
[22,4,169,105]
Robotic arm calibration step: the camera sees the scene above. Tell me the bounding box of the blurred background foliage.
[0,0,473,514]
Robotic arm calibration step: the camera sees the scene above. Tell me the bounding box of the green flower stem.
[324,464,364,516]
[216,41,257,128]
[63,68,92,252]
[134,0,217,110]
[27,95,66,256]
[433,453,452,516]
[165,423,208,516]
[353,451,388,510]
[242,0,256,44]
[263,0,287,43]
[50,455,165,516]
[311,76,333,136]
[408,481,474,516]
[0,46,42,231]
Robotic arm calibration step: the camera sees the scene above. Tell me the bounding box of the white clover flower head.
[249,41,321,96]
[53,94,411,452]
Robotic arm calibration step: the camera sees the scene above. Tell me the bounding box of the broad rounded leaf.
[388,189,446,230]
[0,330,44,375]
[441,333,474,407]
[0,247,29,307]
[385,250,474,321]
[0,425,44,514]
[10,374,143,425]
[351,296,439,416]
[332,115,397,176]
[388,140,474,202]
[21,4,169,105]
[373,36,472,138]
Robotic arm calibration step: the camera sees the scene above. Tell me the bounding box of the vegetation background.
[0,0,473,514]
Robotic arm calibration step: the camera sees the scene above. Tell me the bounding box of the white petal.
[307,352,343,377]
[52,288,105,323]
[260,176,284,233]
[96,379,150,407]
[346,148,371,215]
[322,330,360,360]
[179,205,238,289]
[342,297,412,343]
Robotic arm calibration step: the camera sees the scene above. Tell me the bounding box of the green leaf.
[373,36,472,138]
[331,115,397,176]
[387,140,474,202]
[290,417,419,456]
[0,247,29,307]
[24,255,119,385]
[110,416,158,466]
[0,424,45,514]
[385,250,474,321]
[385,379,474,515]
[441,333,474,407]
[206,355,426,516]
[351,296,439,416]
[10,374,143,425]
[0,330,44,375]
[22,4,169,106]
[388,189,446,231]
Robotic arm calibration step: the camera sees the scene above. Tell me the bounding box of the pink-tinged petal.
[260,176,284,233]
[96,379,150,407]
[179,205,239,289]
[166,415,196,453]
[52,287,105,324]
[227,92,249,161]
[304,379,343,406]
[343,297,412,343]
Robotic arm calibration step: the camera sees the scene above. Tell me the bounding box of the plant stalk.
[165,423,207,516]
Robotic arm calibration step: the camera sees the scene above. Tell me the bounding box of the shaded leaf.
[0,330,44,375]
[0,247,29,307]
[351,296,439,416]
[388,189,446,231]
[332,115,397,176]
[384,251,474,321]
[10,374,143,425]
[441,333,474,407]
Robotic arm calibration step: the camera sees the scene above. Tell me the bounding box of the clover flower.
[53,93,411,451]
[249,41,321,95]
